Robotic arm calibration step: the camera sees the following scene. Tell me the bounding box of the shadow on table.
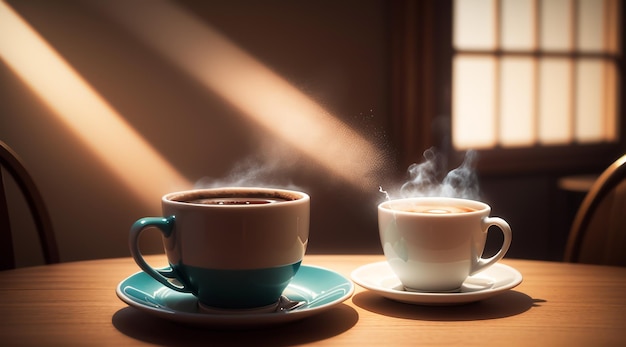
[352,290,538,321]
[112,304,358,346]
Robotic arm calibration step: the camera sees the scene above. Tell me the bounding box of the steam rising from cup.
[396,148,479,200]
[194,145,306,191]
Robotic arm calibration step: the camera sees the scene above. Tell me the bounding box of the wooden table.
[1,254,625,346]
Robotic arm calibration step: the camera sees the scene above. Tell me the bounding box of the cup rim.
[163,187,310,208]
[378,196,489,216]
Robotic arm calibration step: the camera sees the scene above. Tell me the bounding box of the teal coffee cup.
[130,187,310,310]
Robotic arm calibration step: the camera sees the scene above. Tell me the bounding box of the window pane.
[606,0,621,53]
[500,57,535,146]
[605,62,619,141]
[538,58,572,144]
[577,0,604,52]
[576,59,605,142]
[453,55,496,149]
[540,0,572,51]
[501,0,534,50]
[454,0,496,50]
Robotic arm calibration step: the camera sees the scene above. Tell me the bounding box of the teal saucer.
[116,265,354,328]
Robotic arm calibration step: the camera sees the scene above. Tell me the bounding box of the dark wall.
[480,171,599,261]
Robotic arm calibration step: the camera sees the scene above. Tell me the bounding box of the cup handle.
[129,216,190,293]
[470,216,512,276]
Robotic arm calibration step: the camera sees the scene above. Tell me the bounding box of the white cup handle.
[470,216,512,275]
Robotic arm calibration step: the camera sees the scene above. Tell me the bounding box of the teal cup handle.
[129,216,190,293]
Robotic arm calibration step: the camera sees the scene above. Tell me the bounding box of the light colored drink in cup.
[129,187,309,310]
[378,197,511,292]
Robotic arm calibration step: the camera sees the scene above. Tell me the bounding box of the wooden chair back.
[564,154,626,266]
[0,140,59,270]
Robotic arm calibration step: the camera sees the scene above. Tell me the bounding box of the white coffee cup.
[378,197,512,292]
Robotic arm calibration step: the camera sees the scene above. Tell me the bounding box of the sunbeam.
[94,0,387,192]
[0,1,192,208]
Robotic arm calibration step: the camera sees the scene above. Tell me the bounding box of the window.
[390,0,625,173]
[452,0,621,150]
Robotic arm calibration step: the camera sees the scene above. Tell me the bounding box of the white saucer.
[351,261,522,306]
[117,265,354,328]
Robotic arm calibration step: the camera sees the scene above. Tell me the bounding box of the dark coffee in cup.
[185,197,289,205]
[171,191,298,206]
